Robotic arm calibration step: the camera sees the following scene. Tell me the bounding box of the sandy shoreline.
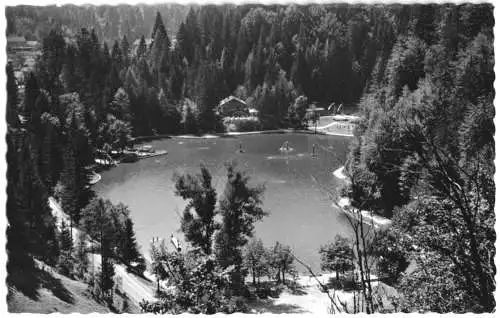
[332,166,392,230]
[141,128,354,141]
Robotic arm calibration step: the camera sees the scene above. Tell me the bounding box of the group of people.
[236,141,318,158]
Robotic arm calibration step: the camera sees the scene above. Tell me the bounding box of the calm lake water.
[94,133,353,273]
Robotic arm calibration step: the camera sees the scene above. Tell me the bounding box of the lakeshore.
[94,132,353,273]
[332,166,392,230]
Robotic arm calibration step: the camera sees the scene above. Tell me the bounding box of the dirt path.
[249,273,355,314]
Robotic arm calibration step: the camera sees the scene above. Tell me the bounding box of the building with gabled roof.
[216,96,249,117]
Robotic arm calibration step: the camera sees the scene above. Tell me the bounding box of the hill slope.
[7,261,140,314]
[6,4,190,44]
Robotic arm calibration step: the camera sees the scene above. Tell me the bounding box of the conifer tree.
[6,62,20,128]
[121,218,140,265]
[74,230,89,279]
[137,35,147,58]
[58,221,75,277]
[151,11,168,41]
[183,106,198,135]
[121,35,130,67]
[23,72,40,123]
[174,165,218,255]
[80,198,116,298]
[100,249,115,299]
[60,141,77,233]
[214,164,267,294]
[6,130,39,294]
[111,40,123,69]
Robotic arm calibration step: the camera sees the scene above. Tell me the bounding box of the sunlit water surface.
[95,133,352,272]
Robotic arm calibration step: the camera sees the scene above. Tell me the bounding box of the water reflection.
[95,133,352,272]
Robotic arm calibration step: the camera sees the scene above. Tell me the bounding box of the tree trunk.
[252,265,256,285]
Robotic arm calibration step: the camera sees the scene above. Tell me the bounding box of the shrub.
[235,119,261,132]
[224,118,261,132]
[224,296,250,313]
[327,273,361,291]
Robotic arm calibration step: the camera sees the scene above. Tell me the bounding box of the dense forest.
[6,4,190,44]
[6,2,495,314]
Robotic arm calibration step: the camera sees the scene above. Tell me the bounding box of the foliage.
[120,218,141,266]
[57,221,75,277]
[174,165,218,255]
[74,230,89,279]
[342,5,494,310]
[243,238,269,285]
[214,163,267,294]
[149,238,170,294]
[99,257,116,301]
[141,251,249,314]
[79,198,136,298]
[287,95,308,128]
[230,118,261,132]
[5,3,495,313]
[319,235,355,280]
[369,230,409,285]
[267,242,296,283]
[99,114,133,152]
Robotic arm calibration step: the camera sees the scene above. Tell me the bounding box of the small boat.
[279,141,293,152]
[94,158,118,166]
[135,144,155,153]
[137,149,168,159]
[88,172,101,185]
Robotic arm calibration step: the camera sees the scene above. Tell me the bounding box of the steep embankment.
[7,261,124,314]
[89,253,156,303]
[8,198,154,313]
[48,197,156,305]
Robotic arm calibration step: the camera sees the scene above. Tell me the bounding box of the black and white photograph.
[2,0,496,314]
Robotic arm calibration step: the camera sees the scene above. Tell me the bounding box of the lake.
[94,133,353,273]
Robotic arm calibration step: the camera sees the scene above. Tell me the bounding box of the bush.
[269,286,281,298]
[370,230,410,286]
[255,286,271,299]
[235,119,261,132]
[224,118,261,132]
[56,253,75,278]
[327,273,361,291]
[224,296,249,313]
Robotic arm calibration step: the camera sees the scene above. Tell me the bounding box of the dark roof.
[219,96,247,106]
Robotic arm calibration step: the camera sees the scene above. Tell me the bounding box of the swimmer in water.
[283,141,289,151]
